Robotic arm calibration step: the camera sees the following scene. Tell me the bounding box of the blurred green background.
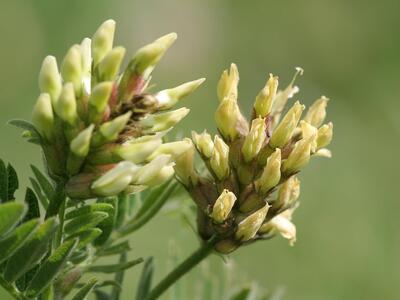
[1,0,399,299]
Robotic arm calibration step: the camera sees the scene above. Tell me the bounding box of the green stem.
[0,276,27,300]
[144,236,217,300]
[55,198,66,248]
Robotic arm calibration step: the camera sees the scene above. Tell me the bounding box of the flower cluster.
[175,64,333,253]
[31,20,204,199]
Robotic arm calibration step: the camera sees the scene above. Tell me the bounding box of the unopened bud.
[275,176,300,210]
[210,136,230,180]
[259,214,296,245]
[32,93,55,141]
[56,83,78,126]
[96,111,132,143]
[242,117,267,162]
[92,161,139,196]
[191,131,214,158]
[215,95,240,141]
[300,120,318,153]
[255,148,281,194]
[254,74,279,117]
[88,82,113,123]
[217,63,239,102]
[92,19,116,66]
[270,101,304,148]
[132,155,174,187]
[304,96,329,127]
[70,125,94,157]
[98,46,126,81]
[80,38,92,95]
[210,189,236,223]
[147,138,192,161]
[282,136,313,174]
[116,134,163,164]
[140,107,189,133]
[38,56,62,104]
[155,78,205,110]
[317,122,333,149]
[174,141,197,186]
[61,45,83,94]
[235,204,269,241]
[314,148,332,158]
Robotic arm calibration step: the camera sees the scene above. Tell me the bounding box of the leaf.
[97,241,131,257]
[66,228,103,250]
[29,177,49,209]
[115,194,128,228]
[4,217,59,282]
[30,165,54,201]
[111,253,126,300]
[0,202,26,237]
[7,164,19,201]
[87,258,143,274]
[119,180,178,236]
[0,159,7,203]
[230,287,252,300]
[94,290,112,300]
[71,278,98,300]
[69,249,89,265]
[65,203,114,219]
[64,212,109,235]
[25,239,78,297]
[0,218,39,264]
[8,119,40,135]
[135,257,154,300]
[23,188,40,222]
[94,198,117,246]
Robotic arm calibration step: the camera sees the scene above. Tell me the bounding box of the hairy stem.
[145,236,217,300]
[0,276,27,300]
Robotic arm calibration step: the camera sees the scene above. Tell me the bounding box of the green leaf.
[87,258,143,274]
[25,239,78,297]
[119,180,178,236]
[94,198,116,246]
[7,164,19,201]
[94,290,112,300]
[66,228,103,250]
[65,203,114,219]
[23,188,40,222]
[29,177,49,209]
[0,218,40,264]
[69,249,89,265]
[97,241,131,257]
[64,212,109,235]
[30,165,54,201]
[0,159,7,203]
[4,217,59,282]
[230,287,252,300]
[115,194,128,228]
[135,257,154,300]
[8,119,40,135]
[0,202,26,237]
[111,253,126,300]
[71,278,98,300]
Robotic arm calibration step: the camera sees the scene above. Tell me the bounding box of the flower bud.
[94,111,132,145]
[304,96,329,127]
[61,45,83,94]
[92,161,139,196]
[88,81,113,123]
[270,101,304,148]
[282,136,314,174]
[174,141,197,186]
[155,78,205,110]
[255,148,281,194]
[116,134,163,163]
[217,63,239,102]
[98,46,126,81]
[210,189,236,223]
[147,138,192,161]
[132,155,174,187]
[39,56,62,105]
[92,19,116,66]
[210,136,230,180]
[235,204,269,241]
[314,148,332,158]
[253,74,279,117]
[242,117,267,162]
[259,214,296,245]
[56,83,78,126]
[300,120,318,153]
[317,122,333,149]
[191,131,214,158]
[215,95,240,141]
[32,93,55,141]
[275,176,300,210]
[140,107,189,133]
[80,38,92,95]
[70,125,94,157]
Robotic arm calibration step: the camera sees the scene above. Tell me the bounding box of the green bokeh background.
[1,1,399,299]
